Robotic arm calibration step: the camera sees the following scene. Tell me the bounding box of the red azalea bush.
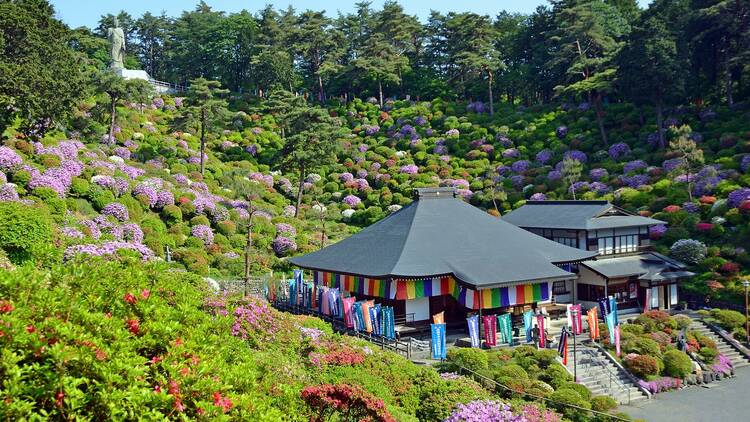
[301,384,396,422]
[322,343,366,366]
[663,205,681,213]
[623,354,660,378]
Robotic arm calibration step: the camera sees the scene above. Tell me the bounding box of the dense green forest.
[1,0,750,419]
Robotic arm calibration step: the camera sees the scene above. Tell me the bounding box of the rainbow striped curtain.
[455,282,551,310]
[311,270,551,309]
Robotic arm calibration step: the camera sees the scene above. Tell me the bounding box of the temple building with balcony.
[502,200,694,311]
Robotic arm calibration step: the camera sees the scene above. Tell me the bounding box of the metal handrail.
[454,365,630,422]
[578,347,631,404]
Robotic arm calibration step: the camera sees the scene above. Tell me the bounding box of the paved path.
[619,367,750,421]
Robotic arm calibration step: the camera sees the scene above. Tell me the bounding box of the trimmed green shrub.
[548,388,591,422]
[663,350,692,378]
[0,202,54,264]
[493,364,528,380]
[446,348,488,373]
[559,382,592,401]
[710,309,747,331]
[540,364,572,389]
[590,395,617,412]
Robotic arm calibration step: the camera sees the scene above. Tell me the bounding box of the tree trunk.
[488,71,494,116]
[593,93,608,146]
[378,79,383,107]
[295,165,305,218]
[725,53,734,107]
[199,107,206,175]
[109,97,117,144]
[686,170,693,202]
[655,100,665,149]
[318,74,325,103]
[571,186,577,201]
[244,210,253,295]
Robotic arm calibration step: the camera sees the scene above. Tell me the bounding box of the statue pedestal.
[112,67,151,81]
[111,68,174,94]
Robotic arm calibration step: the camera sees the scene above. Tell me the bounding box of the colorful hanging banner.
[523,311,534,343]
[371,304,382,336]
[362,300,374,333]
[558,327,569,366]
[382,306,396,340]
[312,270,553,310]
[614,324,621,357]
[598,298,609,319]
[342,297,356,328]
[467,315,480,348]
[483,315,497,347]
[498,313,513,345]
[608,296,619,326]
[569,304,583,335]
[587,307,599,341]
[432,312,445,324]
[536,314,546,349]
[606,312,616,344]
[431,323,447,360]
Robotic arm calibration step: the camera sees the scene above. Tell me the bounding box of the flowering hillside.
[2,94,749,308]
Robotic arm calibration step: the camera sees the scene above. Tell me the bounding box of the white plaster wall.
[406,297,430,322]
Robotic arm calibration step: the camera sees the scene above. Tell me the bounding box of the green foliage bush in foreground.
[0,260,496,421]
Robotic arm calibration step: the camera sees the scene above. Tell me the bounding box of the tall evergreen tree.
[291,11,341,102]
[183,78,229,175]
[551,0,630,146]
[0,0,88,138]
[618,9,686,148]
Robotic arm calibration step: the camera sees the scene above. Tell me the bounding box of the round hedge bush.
[559,382,592,401]
[446,348,488,373]
[590,395,617,412]
[0,202,53,263]
[663,350,693,378]
[623,354,660,378]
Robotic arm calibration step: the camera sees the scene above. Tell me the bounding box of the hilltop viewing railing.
[149,78,186,93]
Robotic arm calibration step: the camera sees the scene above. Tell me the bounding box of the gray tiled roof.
[289,188,597,288]
[582,252,694,280]
[501,200,664,230]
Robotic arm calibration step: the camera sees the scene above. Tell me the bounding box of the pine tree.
[183,78,229,175]
[95,71,154,144]
[551,0,631,146]
[668,125,705,202]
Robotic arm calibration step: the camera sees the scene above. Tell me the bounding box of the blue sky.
[52,0,651,29]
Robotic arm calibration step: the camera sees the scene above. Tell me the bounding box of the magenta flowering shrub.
[132,183,158,207]
[102,203,129,222]
[529,193,547,201]
[275,223,296,236]
[0,184,20,201]
[342,194,361,207]
[0,146,23,172]
[231,297,280,345]
[63,241,154,261]
[191,224,214,246]
[400,164,419,175]
[112,223,144,244]
[444,400,526,422]
[272,236,297,256]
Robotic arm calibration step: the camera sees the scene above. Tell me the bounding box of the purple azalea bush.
[272,236,297,256]
[0,147,23,172]
[191,224,214,246]
[102,203,129,222]
[608,142,631,161]
[535,149,552,165]
[342,195,362,207]
[444,400,525,422]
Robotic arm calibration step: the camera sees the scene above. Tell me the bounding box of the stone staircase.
[565,343,649,405]
[689,319,750,368]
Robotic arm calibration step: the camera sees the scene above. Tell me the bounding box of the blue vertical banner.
[431,323,447,360]
[606,311,616,344]
[467,315,480,348]
[293,269,304,284]
[608,296,619,326]
[288,279,297,306]
[523,311,534,343]
[598,298,609,320]
[382,306,396,340]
